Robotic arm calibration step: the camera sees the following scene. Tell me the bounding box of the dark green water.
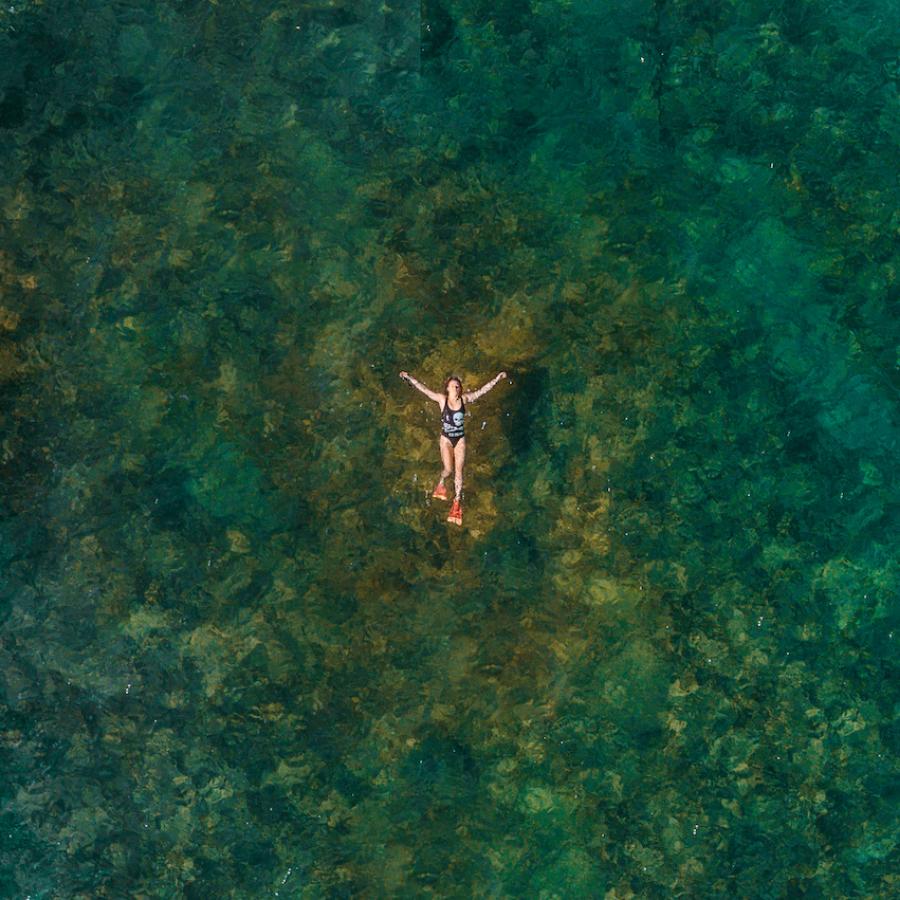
[1,0,898,895]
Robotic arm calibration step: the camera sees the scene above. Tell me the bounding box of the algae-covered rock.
[186,441,266,523]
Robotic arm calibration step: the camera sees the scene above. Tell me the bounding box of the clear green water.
[1,0,898,896]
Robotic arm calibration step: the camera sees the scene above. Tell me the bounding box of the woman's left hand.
[499,371,507,380]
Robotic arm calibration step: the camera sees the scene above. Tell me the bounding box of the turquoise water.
[1,0,898,895]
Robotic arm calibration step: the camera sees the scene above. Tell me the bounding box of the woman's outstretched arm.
[463,371,507,403]
[399,371,443,402]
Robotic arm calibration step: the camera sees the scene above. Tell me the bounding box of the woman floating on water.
[399,370,507,526]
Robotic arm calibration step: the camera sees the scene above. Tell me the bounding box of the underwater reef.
[0,0,897,895]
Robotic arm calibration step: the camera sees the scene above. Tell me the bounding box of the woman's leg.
[452,438,466,499]
[439,436,453,483]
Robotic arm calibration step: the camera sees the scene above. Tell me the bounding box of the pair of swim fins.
[432,482,462,525]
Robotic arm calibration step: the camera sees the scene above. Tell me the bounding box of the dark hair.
[444,376,463,395]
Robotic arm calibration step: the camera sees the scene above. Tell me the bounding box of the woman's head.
[444,376,463,400]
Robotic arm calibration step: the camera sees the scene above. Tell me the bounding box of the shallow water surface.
[1,0,898,896]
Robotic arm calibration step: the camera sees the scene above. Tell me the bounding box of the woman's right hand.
[399,371,409,381]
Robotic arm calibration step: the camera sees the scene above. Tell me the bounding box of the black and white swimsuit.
[441,399,466,446]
